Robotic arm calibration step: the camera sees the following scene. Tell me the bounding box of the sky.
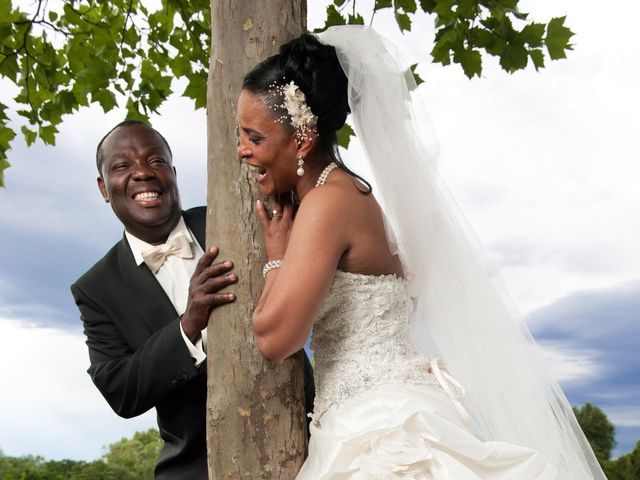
[0,0,638,462]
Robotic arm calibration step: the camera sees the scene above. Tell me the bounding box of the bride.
[236,26,606,479]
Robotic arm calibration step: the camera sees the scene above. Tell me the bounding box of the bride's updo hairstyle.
[242,33,371,192]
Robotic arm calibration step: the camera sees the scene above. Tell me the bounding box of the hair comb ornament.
[269,80,318,144]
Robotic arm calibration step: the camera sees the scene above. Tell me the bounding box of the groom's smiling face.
[97,123,182,245]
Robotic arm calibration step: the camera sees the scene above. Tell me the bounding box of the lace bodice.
[310,271,437,421]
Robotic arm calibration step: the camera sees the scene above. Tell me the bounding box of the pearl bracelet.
[262,259,283,278]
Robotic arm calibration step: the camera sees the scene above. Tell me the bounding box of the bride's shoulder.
[306,171,375,203]
[298,182,381,241]
[302,179,376,216]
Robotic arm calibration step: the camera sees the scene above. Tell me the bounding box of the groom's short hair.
[95,120,173,174]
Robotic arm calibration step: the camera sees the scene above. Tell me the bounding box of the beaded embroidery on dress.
[310,271,435,421]
[296,271,559,479]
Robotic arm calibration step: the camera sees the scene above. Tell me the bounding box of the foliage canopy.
[574,402,617,464]
[0,0,574,186]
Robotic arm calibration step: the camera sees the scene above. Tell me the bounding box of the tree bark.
[206,1,307,478]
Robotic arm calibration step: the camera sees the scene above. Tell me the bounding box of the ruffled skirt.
[296,383,558,479]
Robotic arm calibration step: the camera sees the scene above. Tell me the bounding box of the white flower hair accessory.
[270,80,318,144]
[282,81,317,130]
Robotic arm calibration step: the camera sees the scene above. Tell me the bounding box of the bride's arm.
[253,186,350,361]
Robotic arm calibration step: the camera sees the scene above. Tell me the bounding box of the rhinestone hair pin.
[269,79,318,144]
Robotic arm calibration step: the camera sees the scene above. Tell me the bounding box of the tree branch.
[174,0,206,57]
[118,0,135,55]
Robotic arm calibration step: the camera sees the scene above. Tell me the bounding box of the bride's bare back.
[316,170,403,278]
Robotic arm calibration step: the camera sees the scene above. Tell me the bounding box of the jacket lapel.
[183,208,206,249]
[117,236,178,334]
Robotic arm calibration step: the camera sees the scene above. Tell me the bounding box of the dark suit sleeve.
[71,282,201,419]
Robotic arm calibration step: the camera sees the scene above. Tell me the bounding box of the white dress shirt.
[125,217,208,366]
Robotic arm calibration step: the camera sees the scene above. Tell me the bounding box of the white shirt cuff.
[180,322,207,367]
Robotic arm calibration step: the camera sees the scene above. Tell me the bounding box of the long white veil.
[318,25,606,479]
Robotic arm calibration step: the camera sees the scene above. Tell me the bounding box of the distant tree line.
[0,404,638,479]
[573,403,640,479]
[0,429,161,480]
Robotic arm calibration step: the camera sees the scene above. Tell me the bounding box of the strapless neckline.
[334,269,407,283]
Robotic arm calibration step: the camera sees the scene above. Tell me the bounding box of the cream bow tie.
[141,231,194,273]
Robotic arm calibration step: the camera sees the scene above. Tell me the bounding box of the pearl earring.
[296,156,305,176]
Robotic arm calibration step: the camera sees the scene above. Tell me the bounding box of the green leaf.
[469,27,493,49]
[433,0,455,25]
[496,0,518,8]
[455,0,475,18]
[521,23,545,47]
[39,101,63,124]
[512,9,528,21]
[545,16,574,60]
[0,155,10,188]
[529,49,544,70]
[93,89,118,112]
[496,14,513,38]
[394,11,411,31]
[0,103,9,121]
[410,63,424,87]
[435,26,459,47]
[324,5,347,28]
[431,46,450,65]
[0,52,19,82]
[395,0,417,14]
[453,48,482,78]
[16,109,37,124]
[125,98,149,122]
[55,90,78,114]
[39,124,58,145]
[169,54,192,77]
[0,21,12,43]
[75,57,114,96]
[418,0,436,13]
[348,13,365,25]
[183,71,207,110]
[21,126,37,146]
[334,0,347,6]
[337,123,355,149]
[499,42,528,72]
[0,0,8,17]
[141,58,159,83]
[0,125,16,146]
[123,24,141,48]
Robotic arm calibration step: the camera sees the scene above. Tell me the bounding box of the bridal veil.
[317,25,606,479]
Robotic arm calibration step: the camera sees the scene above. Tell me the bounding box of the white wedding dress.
[296,270,558,479]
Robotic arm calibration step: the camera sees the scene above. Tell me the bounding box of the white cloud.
[606,406,640,428]
[0,317,155,460]
[538,342,603,384]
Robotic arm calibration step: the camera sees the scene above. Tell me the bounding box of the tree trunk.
[206,1,307,478]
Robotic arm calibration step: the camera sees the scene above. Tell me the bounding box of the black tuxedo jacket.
[71,207,315,479]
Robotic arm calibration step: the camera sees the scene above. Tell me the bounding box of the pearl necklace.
[315,162,338,187]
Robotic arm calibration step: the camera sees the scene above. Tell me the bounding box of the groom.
[71,121,315,479]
